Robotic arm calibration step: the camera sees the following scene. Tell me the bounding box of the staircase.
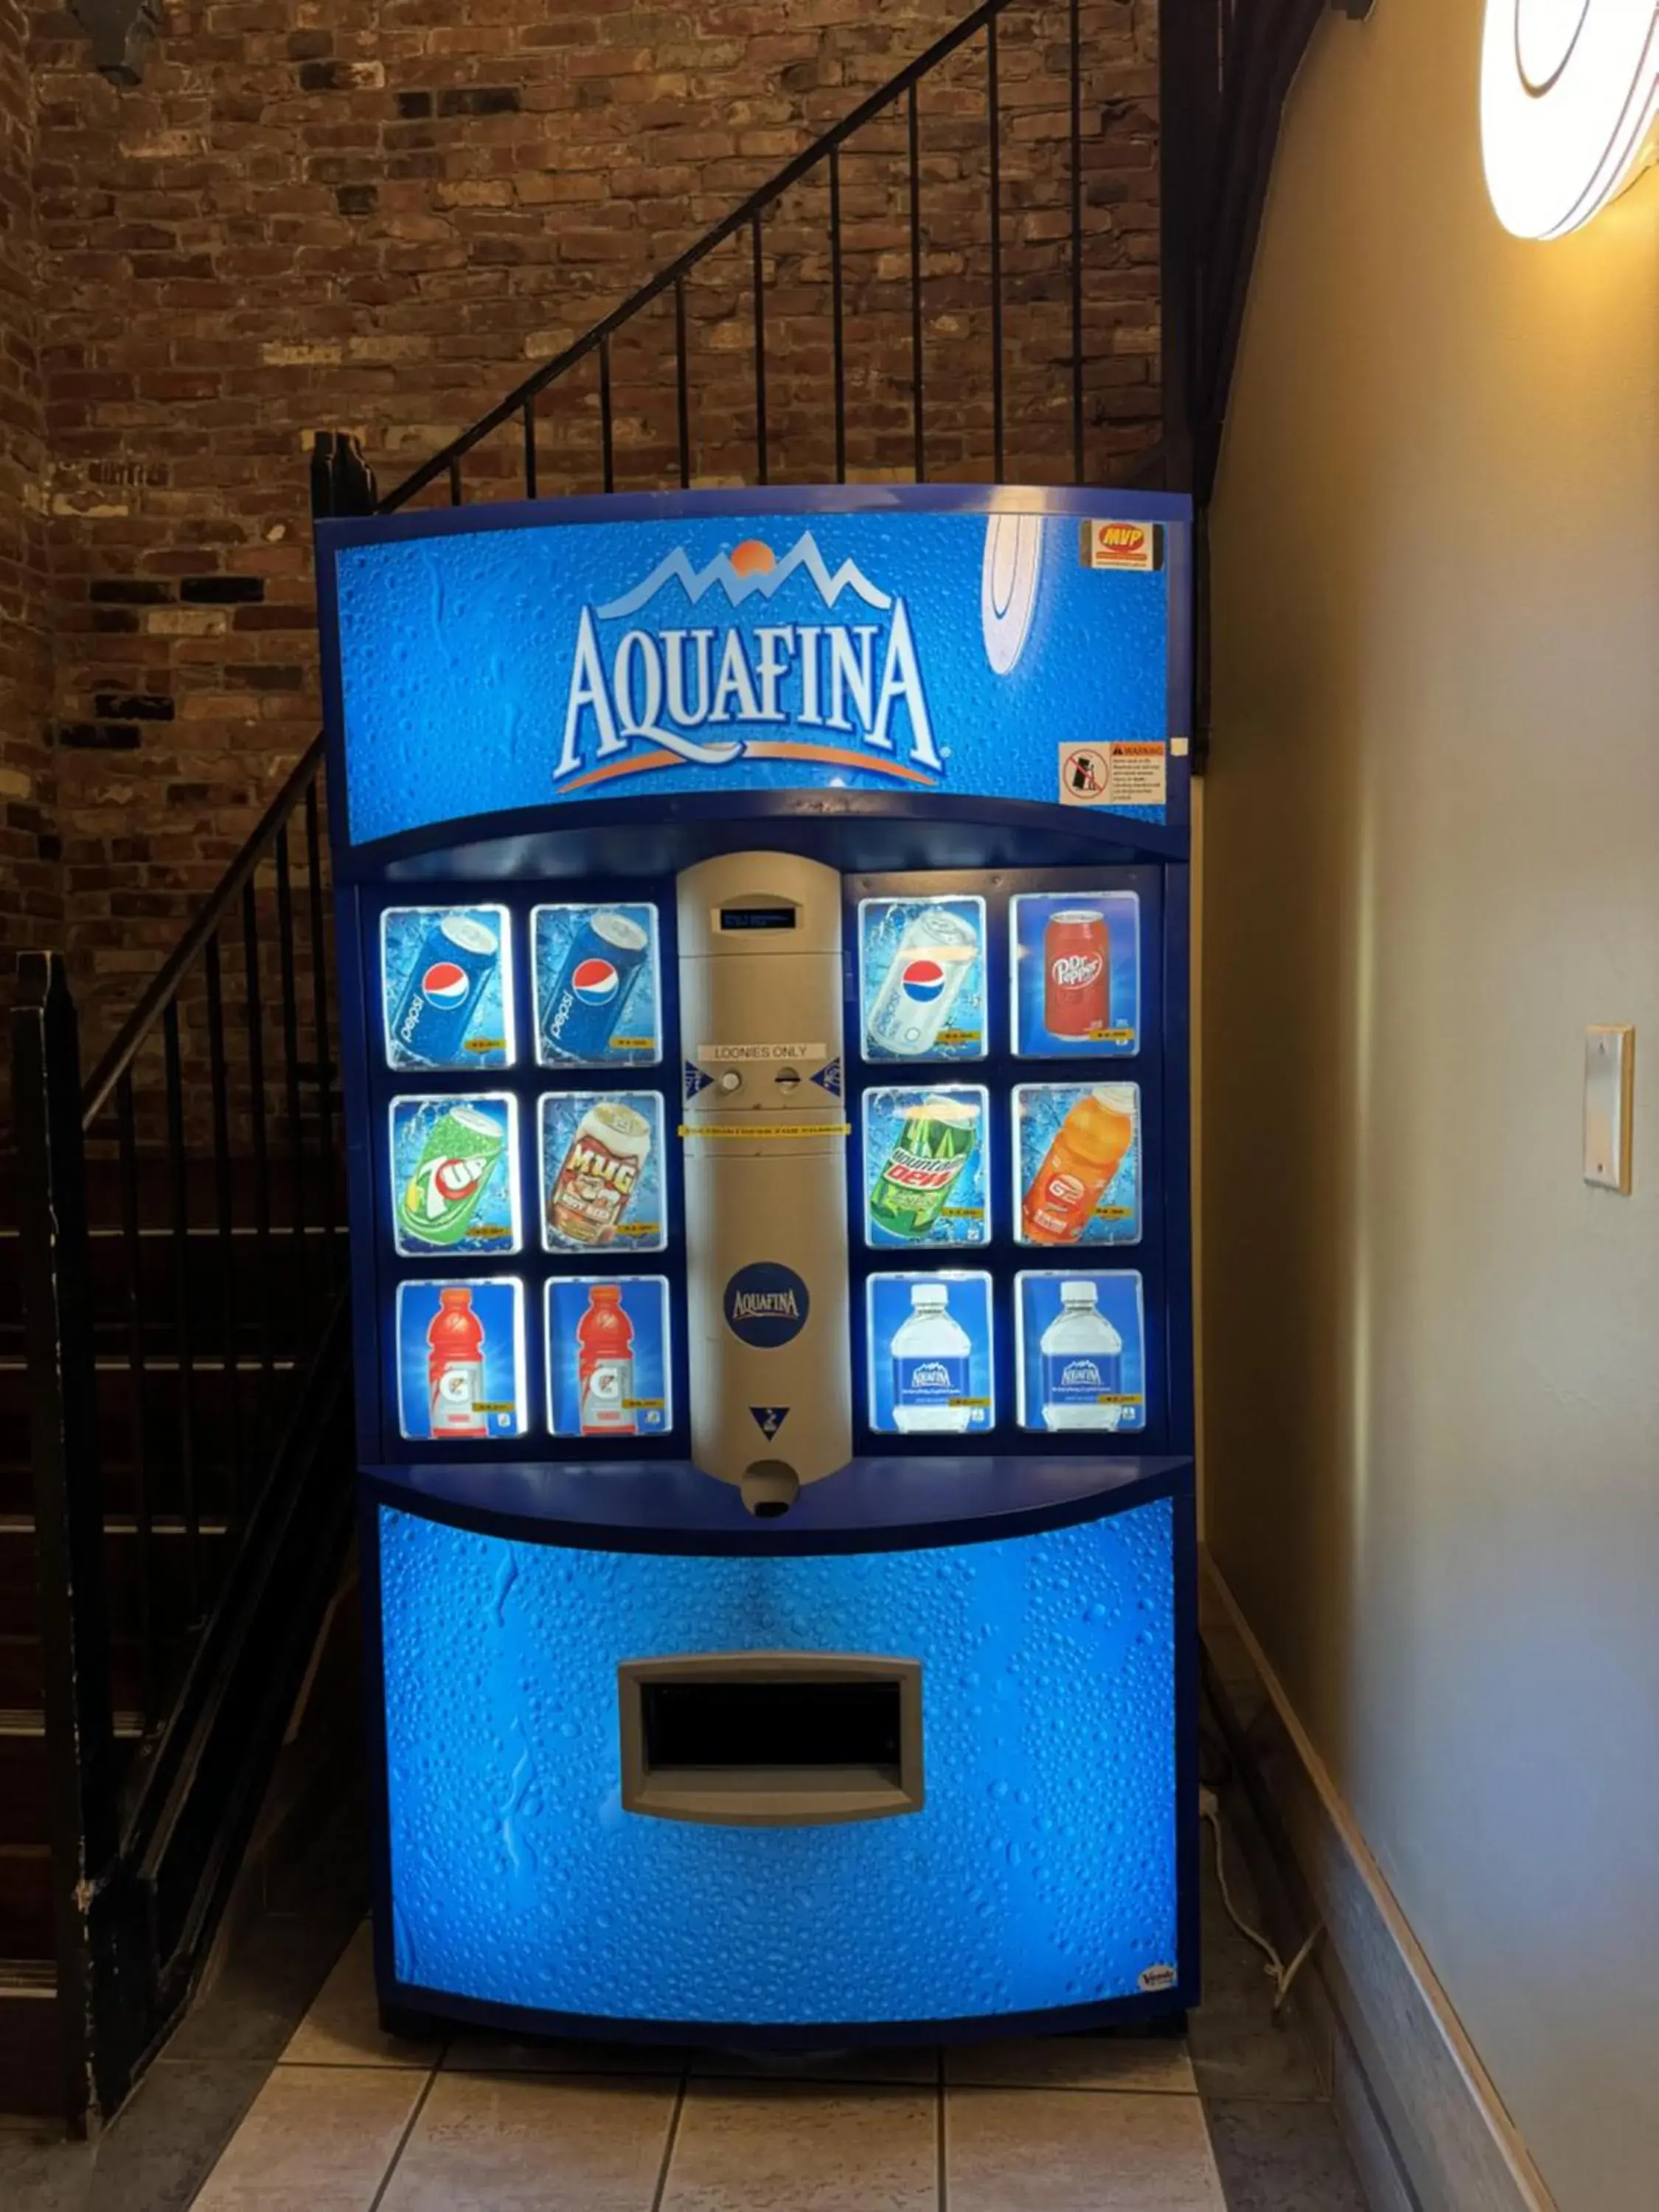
[4,0,1333,2132]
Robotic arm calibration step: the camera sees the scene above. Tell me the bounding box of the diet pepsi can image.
[865,904,981,1058]
[539,908,653,1065]
[387,913,500,1067]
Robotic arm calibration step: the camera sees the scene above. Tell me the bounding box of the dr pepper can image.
[1043,909,1111,1038]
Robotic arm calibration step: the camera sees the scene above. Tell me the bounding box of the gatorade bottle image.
[1039,1279,1124,1430]
[577,1283,636,1436]
[427,1287,487,1438]
[1021,1085,1136,1245]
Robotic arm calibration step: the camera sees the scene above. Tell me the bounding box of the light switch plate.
[1584,1026,1634,1192]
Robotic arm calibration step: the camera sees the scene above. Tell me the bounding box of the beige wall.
[1201,5,1659,2209]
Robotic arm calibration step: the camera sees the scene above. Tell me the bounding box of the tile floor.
[1,1765,1374,2212]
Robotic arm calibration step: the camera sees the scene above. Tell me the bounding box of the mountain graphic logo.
[597,532,891,619]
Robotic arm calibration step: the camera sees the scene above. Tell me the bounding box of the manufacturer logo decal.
[1138,1962,1178,1994]
[1081,519,1161,572]
[723,1262,811,1349]
[554,532,942,794]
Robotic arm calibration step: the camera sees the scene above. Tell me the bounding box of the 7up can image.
[392,1098,516,1254]
[867,1093,982,1244]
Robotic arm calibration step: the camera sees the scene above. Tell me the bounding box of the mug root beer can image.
[548,1099,653,1246]
[1043,909,1111,1039]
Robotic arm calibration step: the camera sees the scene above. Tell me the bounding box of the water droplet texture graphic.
[378,1498,1178,2024]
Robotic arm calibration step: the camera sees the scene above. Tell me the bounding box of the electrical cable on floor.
[1199,1786,1324,2017]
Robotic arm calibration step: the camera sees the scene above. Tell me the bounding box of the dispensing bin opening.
[619,1652,924,1826]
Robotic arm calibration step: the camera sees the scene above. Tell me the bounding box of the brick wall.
[23,0,1161,1050]
[0,0,54,975]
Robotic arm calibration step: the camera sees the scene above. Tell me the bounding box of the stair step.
[0,1360,301,1516]
[0,1846,53,1960]
[0,1635,184,1719]
[0,1516,235,1642]
[0,1959,63,2118]
[0,1717,142,1850]
[0,1226,341,1360]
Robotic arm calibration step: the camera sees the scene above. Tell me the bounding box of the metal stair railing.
[375,0,1104,515]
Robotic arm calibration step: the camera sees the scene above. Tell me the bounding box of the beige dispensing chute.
[677,852,851,1514]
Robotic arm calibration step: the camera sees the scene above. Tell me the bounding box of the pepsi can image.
[866,906,980,1057]
[540,909,651,1063]
[389,914,499,1066]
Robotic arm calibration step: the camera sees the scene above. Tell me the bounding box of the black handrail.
[376,0,1027,515]
[80,731,324,1128]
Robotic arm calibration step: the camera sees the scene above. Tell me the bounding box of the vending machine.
[317,486,1197,2047]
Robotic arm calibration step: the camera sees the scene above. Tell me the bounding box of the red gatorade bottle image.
[427,1286,487,1437]
[577,1283,636,1436]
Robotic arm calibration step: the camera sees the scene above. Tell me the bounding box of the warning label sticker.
[1058,740,1167,810]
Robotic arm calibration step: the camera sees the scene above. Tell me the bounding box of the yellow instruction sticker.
[678,1121,851,1141]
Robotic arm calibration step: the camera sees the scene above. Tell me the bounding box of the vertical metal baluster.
[204,936,244,1539]
[116,1071,155,1723]
[987,11,1004,482]
[675,276,692,490]
[830,146,846,484]
[599,334,615,493]
[908,82,925,483]
[162,1003,201,1621]
[522,394,538,498]
[274,827,310,1315]
[448,458,462,506]
[304,779,338,1259]
[12,952,118,2118]
[751,212,768,486]
[241,879,277,1444]
[1070,0,1085,481]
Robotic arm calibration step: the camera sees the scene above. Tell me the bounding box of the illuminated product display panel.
[844,866,1169,1458]
[355,864,1172,1462]
[328,499,1180,849]
[362,883,691,1465]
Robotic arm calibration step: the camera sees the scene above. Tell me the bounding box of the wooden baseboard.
[1200,1549,1558,2212]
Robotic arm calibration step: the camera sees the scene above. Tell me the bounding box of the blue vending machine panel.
[318,484,1196,2048]
[373,1481,1191,2032]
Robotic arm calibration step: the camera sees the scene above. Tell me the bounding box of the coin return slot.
[619,1653,923,1826]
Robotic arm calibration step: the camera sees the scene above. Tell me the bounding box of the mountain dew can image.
[397,1105,507,1247]
[869,1096,981,1240]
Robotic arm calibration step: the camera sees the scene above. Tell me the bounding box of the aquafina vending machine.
[317,486,1197,2048]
